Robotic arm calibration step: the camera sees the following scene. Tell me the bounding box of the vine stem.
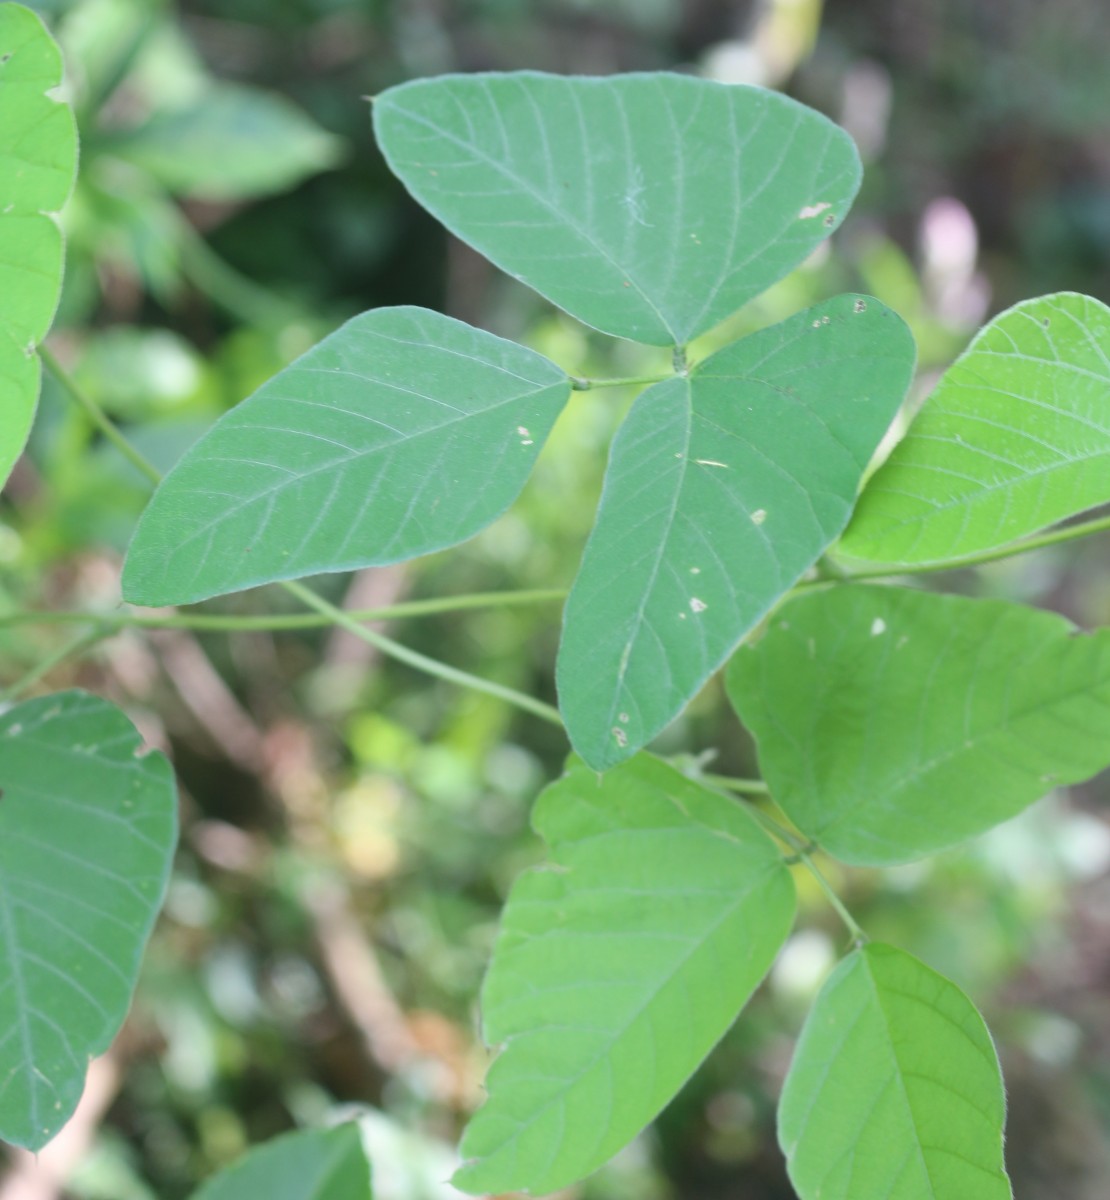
[570,373,670,391]
[0,590,568,633]
[280,581,564,727]
[1,627,110,704]
[40,346,163,487]
[37,347,567,726]
[721,793,868,946]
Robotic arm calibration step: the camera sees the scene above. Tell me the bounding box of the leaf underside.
[374,71,861,346]
[0,3,78,490]
[779,943,1012,1200]
[728,584,1110,865]
[841,292,1110,565]
[0,691,177,1150]
[122,306,570,607]
[454,752,795,1196]
[558,295,916,771]
[190,1123,372,1200]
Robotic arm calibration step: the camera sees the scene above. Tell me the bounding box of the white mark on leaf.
[690,566,701,575]
[799,202,832,220]
[695,459,729,468]
[854,299,868,313]
[871,617,887,636]
[612,727,628,747]
[689,598,707,614]
[750,509,767,525]
[618,712,630,724]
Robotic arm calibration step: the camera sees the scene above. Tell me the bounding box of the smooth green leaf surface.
[728,585,1110,865]
[558,296,915,771]
[779,943,1012,1200]
[122,306,570,607]
[0,691,177,1149]
[191,1123,371,1200]
[112,82,343,201]
[0,3,78,489]
[840,292,1110,565]
[455,753,795,1196]
[374,72,861,346]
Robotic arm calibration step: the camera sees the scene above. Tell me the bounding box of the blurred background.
[3,0,1110,1196]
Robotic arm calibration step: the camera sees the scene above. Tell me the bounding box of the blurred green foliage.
[2,0,1110,1196]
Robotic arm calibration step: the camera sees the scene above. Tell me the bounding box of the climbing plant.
[6,6,1110,1196]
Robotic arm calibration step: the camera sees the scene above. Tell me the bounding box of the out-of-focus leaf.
[190,1123,371,1200]
[110,82,343,200]
[0,691,177,1149]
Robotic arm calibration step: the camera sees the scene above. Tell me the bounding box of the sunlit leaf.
[728,584,1110,864]
[190,1123,371,1200]
[455,752,795,1196]
[374,72,860,346]
[0,691,177,1150]
[779,943,1012,1200]
[122,306,570,607]
[558,296,915,770]
[840,292,1110,565]
[111,82,343,201]
[0,3,78,489]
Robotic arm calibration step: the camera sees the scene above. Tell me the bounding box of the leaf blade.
[558,296,915,770]
[840,292,1110,565]
[0,3,78,489]
[0,691,177,1150]
[374,72,861,345]
[454,752,795,1196]
[122,306,570,606]
[190,1123,371,1200]
[728,584,1110,864]
[779,943,1012,1200]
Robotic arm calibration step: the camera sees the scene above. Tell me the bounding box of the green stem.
[40,347,163,487]
[280,581,564,727]
[571,373,670,391]
[839,512,1110,581]
[1,627,109,703]
[0,589,567,634]
[697,772,770,796]
[716,793,868,945]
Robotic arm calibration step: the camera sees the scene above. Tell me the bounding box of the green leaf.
[111,82,343,201]
[779,942,1012,1200]
[191,1123,371,1200]
[122,306,570,607]
[840,292,1110,565]
[0,2,78,489]
[374,72,861,346]
[455,752,795,1196]
[727,584,1110,865]
[0,691,177,1150]
[558,296,915,771]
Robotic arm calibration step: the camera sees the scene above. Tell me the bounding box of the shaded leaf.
[374,72,860,346]
[0,691,177,1149]
[728,584,1110,865]
[840,292,1110,565]
[779,942,1012,1200]
[0,3,78,488]
[191,1123,371,1200]
[111,82,343,201]
[558,296,915,771]
[122,306,570,607]
[455,752,795,1196]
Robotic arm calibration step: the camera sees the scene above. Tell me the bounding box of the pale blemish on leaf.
[750,509,768,526]
[690,598,708,614]
[799,202,832,220]
[871,617,887,636]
